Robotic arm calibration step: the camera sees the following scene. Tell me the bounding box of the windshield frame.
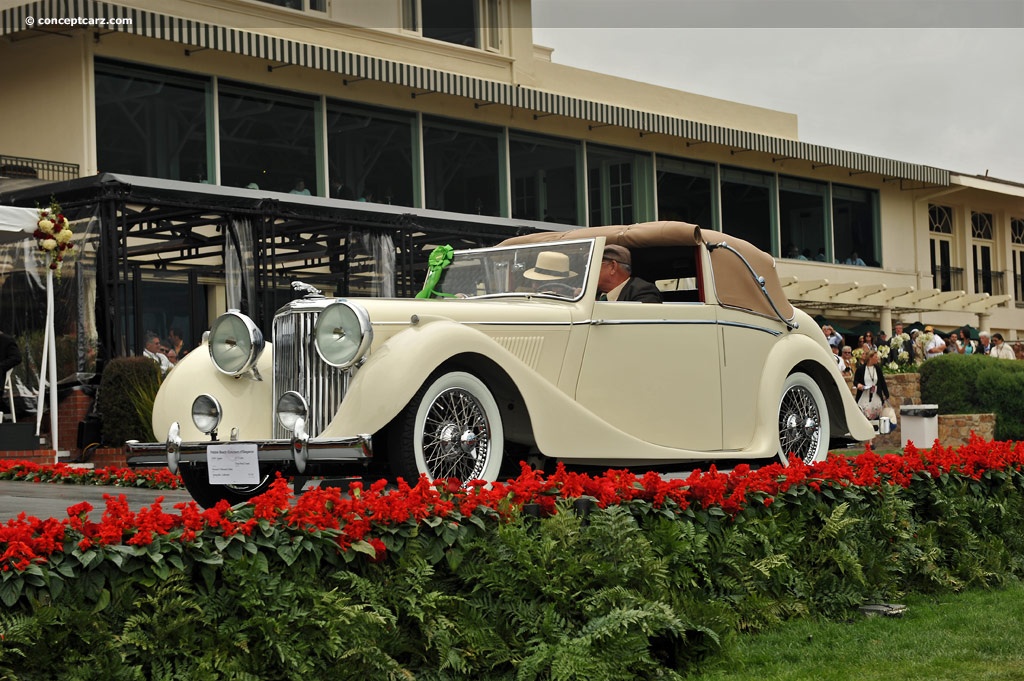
[433,238,598,302]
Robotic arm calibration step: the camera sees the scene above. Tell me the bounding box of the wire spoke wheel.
[778,372,829,465]
[420,387,491,480]
[392,371,504,484]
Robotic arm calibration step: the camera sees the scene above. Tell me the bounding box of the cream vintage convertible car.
[127,221,874,507]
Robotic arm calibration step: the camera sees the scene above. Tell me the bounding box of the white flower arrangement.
[33,199,74,277]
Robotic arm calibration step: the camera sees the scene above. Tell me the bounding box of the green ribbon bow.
[415,244,456,299]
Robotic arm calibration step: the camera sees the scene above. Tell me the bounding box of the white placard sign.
[207,443,261,485]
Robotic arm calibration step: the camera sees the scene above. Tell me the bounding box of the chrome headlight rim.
[313,301,373,369]
[208,309,265,376]
[276,390,308,433]
[191,394,223,436]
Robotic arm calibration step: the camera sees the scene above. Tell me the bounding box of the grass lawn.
[687,581,1024,680]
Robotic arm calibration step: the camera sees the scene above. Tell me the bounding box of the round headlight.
[191,394,223,435]
[276,391,308,432]
[314,302,372,368]
[208,310,264,376]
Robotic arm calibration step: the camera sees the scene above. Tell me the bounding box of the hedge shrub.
[920,354,1024,439]
[96,356,161,445]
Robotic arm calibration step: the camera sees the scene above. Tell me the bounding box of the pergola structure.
[0,173,550,366]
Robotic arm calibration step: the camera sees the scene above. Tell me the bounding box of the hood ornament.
[290,281,323,298]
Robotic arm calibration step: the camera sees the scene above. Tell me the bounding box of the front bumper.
[125,421,372,474]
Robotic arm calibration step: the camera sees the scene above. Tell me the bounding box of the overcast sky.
[531,2,1024,184]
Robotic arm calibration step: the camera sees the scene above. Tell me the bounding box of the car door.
[574,298,724,452]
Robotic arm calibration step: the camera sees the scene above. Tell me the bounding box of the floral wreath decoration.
[34,198,74,277]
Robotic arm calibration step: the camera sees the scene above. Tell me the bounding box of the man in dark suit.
[597,244,662,303]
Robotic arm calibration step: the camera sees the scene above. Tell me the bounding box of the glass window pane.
[509,133,579,224]
[95,61,209,182]
[219,84,318,195]
[779,175,827,261]
[423,117,501,216]
[484,0,500,49]
[587,144,635,226]
[402,0,418,30]
[326,101,414,206]
[832,184,879,267]
[720,166,772,254]
[422,0,478,47]
[656,156,713,227]
[929,204,953,233]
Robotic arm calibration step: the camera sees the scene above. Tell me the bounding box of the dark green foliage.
[975,365,1024,440]
[920,354,1024,440]
[97,356,162,444]
[5,466,1024,678]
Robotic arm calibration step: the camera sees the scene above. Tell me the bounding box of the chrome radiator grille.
[272,306,352,439]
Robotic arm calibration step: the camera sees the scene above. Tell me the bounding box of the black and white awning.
[2,0,950,185]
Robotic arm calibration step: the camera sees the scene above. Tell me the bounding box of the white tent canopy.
[0,206,35,243]
[0,204,60,454]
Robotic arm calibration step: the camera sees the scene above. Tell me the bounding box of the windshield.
[434,240,595,301]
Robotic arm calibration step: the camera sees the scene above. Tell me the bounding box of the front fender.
[151,340,275,442]
[322,320,543,439]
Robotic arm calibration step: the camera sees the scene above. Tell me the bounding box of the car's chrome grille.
[273,307,352,439]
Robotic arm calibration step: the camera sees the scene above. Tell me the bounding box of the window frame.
[401,0,501,51]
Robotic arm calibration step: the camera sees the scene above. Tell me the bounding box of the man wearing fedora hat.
[597,244,662,303]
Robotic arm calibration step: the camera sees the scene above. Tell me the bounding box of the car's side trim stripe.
[587,319,782,337]
[374,318,782,336]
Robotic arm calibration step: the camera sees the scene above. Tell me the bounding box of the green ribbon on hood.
[415,244,456,299]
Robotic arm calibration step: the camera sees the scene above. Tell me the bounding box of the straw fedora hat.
[524,251,576,281]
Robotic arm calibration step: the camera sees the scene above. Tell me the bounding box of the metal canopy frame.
[0,173,546,365]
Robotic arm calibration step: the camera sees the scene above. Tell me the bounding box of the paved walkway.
[0,480,194,522]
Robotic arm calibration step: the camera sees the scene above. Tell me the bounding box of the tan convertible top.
[499,220,703,250]
[499,221,794,320]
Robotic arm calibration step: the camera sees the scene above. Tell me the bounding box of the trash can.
[900,404,939,448]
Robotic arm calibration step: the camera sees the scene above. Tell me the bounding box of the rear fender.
[751,333,874,455]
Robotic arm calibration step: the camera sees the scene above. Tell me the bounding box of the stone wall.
[844,372,995,450]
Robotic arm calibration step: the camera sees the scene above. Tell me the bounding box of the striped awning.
[2,0,950,185]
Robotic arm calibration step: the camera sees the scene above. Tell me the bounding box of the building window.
[972,211,1000,295]
[655,156,714,229]
[219,83,318,195]
[509,133,580,224]
[972,211,994,239]
[587,145,640,227]
[929,203,958,291]
[831,184,878,267]
[720,166,773,255]
[404,0,496,49]
[252,0,325,12]
[778,176,827,262]
[326,101,414,206]
[1012,218,1024,306]
[929,204,953,233]
[423,117,502,216]
[95,61,210,183]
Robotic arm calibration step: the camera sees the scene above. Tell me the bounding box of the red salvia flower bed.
[3,435,1024,574]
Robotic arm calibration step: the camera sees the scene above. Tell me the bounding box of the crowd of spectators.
[823,321,1020,376]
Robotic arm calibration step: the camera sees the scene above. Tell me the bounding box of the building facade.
[1,0,1023,376]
